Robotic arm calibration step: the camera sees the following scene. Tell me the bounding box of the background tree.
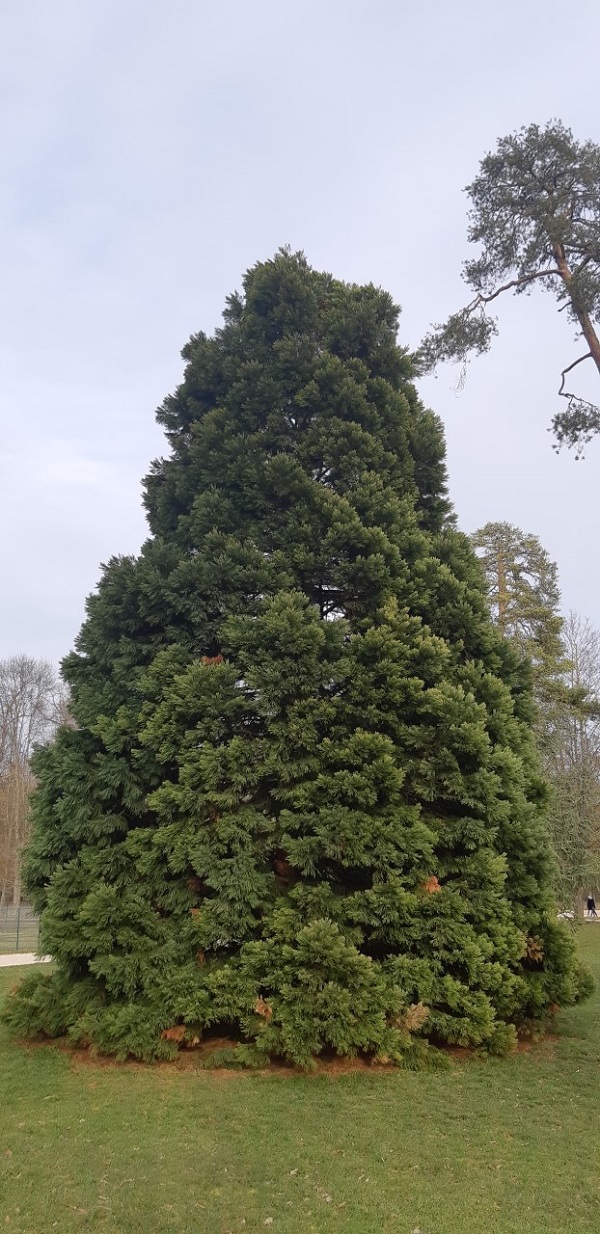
[419,121,600,454]
[472,526,600,911]
[470,522,567,736]
[0,657,63,906]
[545,613,600,910]
[4,251,587,1065]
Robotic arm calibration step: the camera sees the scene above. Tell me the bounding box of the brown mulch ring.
[11,1026,560,1078]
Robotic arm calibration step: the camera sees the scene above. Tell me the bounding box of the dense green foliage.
[4,251,588,1063]
[419,121,600,453]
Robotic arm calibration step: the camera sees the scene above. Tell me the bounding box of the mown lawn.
[1,930,599,1234]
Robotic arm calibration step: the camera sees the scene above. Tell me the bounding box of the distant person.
[586,895,597,918]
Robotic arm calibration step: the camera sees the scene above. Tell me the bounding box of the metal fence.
[0,903,40,954]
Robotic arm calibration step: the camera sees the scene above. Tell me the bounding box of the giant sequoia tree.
[5,252,588,1064]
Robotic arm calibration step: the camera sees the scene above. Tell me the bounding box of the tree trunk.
[552,243,600,377]
[496,551,508,634]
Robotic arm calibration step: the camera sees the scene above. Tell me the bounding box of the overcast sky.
[2,0,599,667]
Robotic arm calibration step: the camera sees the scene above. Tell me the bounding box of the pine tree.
[4,251,589,1064]
[418,121,600,454]
[470,522,568,744]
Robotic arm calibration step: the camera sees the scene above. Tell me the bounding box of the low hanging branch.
[417,120,600,455]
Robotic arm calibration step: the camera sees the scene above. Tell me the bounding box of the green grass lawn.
[1,930,599,1234]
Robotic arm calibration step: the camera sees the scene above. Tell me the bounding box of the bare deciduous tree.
[0,657,65,906]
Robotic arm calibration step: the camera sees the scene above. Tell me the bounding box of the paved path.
[0,953,51,968]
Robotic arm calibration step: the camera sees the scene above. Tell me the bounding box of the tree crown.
[418,121,600,453]
[465,121,600,314]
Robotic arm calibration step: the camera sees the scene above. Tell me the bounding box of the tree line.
[472,523,600,912]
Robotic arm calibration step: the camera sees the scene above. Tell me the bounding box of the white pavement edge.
[0,953,52,968]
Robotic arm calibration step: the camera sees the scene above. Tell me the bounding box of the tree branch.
[466,268,563,311]
[553,353,600,456]
[558,352,592,397]
[574,255,593,274]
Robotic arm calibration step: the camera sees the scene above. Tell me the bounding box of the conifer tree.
[418,121,600,454]
[470,522,567,739]
[4,251,589,1064]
